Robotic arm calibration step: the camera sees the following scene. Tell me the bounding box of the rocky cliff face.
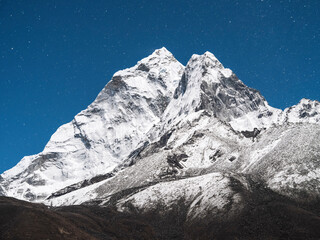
[1,48,319,224]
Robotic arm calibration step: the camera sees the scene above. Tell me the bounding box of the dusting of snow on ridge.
[45,178,111,206]
[117,172,243,220]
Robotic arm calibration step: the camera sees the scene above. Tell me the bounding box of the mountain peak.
[111,47,179,79]
[153,46,172,56]
[128,47,180,74]
[188,51,224,71]
[141,47,175,63]
[203,51,223,67]
[168,51,270,127]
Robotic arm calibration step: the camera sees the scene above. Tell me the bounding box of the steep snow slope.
[162,51,281,132]
[0,47,184,201]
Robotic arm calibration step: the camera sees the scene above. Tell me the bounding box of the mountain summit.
[1,49,319,218]
[0,48,184,201]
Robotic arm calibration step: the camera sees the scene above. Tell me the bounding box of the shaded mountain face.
[168,52,271,124]
[1,191,320,240]
[1,47,320,235]
[0,196,157,240]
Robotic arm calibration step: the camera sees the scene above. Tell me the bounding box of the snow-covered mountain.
[1,48,319,220]
[0,47,183,201]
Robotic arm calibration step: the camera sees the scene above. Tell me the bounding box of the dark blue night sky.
[1,0,319,173]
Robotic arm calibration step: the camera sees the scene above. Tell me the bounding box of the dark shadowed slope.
[1,182,320,240]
